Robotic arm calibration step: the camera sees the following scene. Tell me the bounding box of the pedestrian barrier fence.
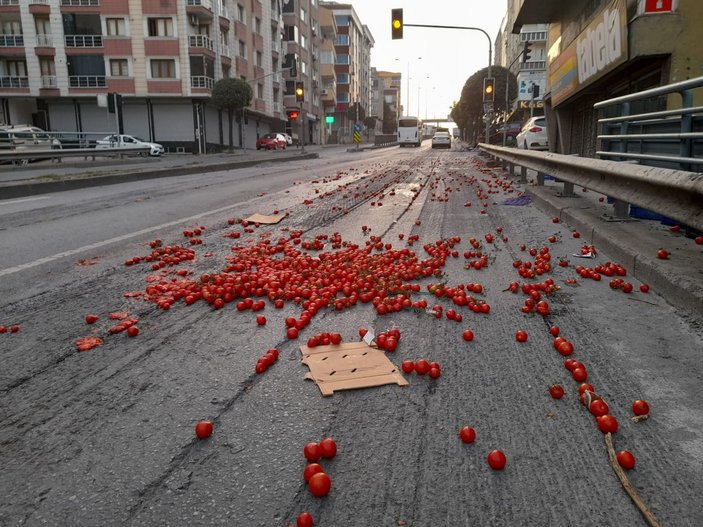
[0,146,152,164]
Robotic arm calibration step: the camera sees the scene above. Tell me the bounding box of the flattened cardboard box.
[245,213,286,225]
[300,341,408,396]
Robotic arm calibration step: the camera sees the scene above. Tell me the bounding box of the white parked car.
[516,117,548,151]
[95,134,164,156]
[280,133,294,146]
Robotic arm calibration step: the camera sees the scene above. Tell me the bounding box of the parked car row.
[478,117,549,151]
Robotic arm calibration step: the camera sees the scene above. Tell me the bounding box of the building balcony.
[0,75,28,88]
[186,0,213,21]
[36,34,53,47]
[0,34,23,46]
[41,75,57,88]
[65,34,102,47]
[189,34,214,50]
[0,0,19,5]
[519,61,546,71]
[191,75,214,90]
[271,40,280,54]
[69,75,106,88]
[61,0,100,5]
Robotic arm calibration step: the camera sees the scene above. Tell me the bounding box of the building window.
[337,73,349,84]
[300,6,306,22]
[238,39,246,56]
[254,17,261,34]
[300,60,307,74]
[106,18,125,36]
[337,92,349,103]
[335,54,349,65]
[150,59,176,78]
[283,24,298,42]
[35,16,50,35]
[300,34,307,50]
[237,4,245,23]
[257,83,263,99]
[334,15,349,26]
[39,58,55,75]
[147,18,173,37]
[335,35,349,46]
[110,58,128,76]
[256,51,262,67]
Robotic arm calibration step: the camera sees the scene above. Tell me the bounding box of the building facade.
[513,0,703,156]
[370,68,400,133]
[318,1,373,143]
[0,0,310,152]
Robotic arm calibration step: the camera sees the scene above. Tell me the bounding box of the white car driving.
[95,134,164,156]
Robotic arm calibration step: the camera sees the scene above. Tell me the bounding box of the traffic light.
[288,110,299,121]
[295,82,304,102]
[522,41,532,62]
[483,77,495,103]
[532,84,540,98]
[391,8,403,40]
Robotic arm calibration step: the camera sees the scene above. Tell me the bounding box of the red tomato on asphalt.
[287,327,299,339]
[462,329,475,342]
[549,384,565,399]
[617,450,636,470]
[10,325,20,333]
[415,359,430,375]
[487,449,507,470]
[85,314,99,324]
[319,437,337,459]
[515,330,528,343]
[459,426,476,443]
[303,463,324,483]
[549,326,560,337]
[578,383,595,395]
[297,512,314,527]
[632,399,650,416]
[696,236,703,245]
[256,315,267,326]
[557,340,574,356]
[589,399,609,417]
[401,360,415,374]
[303,442,321,462]
[127,326,139,337]
[195,420,213,439]
[429,367,441,379]
[639,284,650,293]
[571,367,588,382]
[330,333,342,345]
[657,249,669,259]
[596,415,619,434]
[308,472,331,497]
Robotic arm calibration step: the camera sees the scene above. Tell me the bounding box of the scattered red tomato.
[127,326,139,337]
[10,325,20,333]
[287,327,299,339]
[459,426,476,443]
[572,367,587,382]
[195,420,213,439]
[549,326,560,337]
[572,231,581,238]
[589,399,609,417]
[415,359,430,375]
[616,450,636,470]
[304,442,321,462]
[429,367,441,379]
[596,415,619,434]
[319,437,337,459]
[462,329,475,342]
[330,333,342,345]
[401,360,415,374]
[303,463,324,483]
[0,326,5,334]
[256,315,267,326]
[549,384,565,399]
[297,512,314,527]
[639,284,650,293]
[632,399,650,416]
[578,383,594,395]
[696,236,703,245]
[515,330,528,343]
[557,340,574,356]
[487,449,507,470]
[308,472,331,497]
[657,249,669,259]
[85,314,99,324]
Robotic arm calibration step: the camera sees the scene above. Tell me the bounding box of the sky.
[346,0,508,122]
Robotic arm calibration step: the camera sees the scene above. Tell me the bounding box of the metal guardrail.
[0,146,152,163]
[478,143,703,232]
[596,75,703,171]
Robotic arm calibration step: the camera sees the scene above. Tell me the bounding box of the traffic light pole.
[403,24,492,144]
[299,101,305,154]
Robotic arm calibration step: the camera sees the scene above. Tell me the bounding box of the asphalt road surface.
[1,144,702,526]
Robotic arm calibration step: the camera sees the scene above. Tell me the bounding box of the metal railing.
[36,34,53,47]
[69,75,106,88]
[596,75,703,171]
[0,146,151,164]
[191,76,214,89]
[479,143,703,232]
[0,76,28,88]
[0,0,20,5]
[186,0,212,8]
[0,35,24,47]
[519,61,546,71]
[65,35,103,47]
[61,0,99,5]
[188,34,213,50]
[41,75,57,88]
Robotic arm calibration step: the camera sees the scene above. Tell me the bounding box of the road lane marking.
[0,196,50,205]
[0,202,243,277]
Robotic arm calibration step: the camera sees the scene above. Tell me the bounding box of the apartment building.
[0,0,293,152]
[370,68,401,133]
[318,1,373,143]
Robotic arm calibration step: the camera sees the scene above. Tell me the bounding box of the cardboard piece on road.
[300,341,408,397]
[245,212,286,225]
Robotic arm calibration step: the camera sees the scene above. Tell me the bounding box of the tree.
[346,102,366,123]
[382,101,396,134]
[363,116,377,139]
[450,66,517,143]
[211,78,253,150]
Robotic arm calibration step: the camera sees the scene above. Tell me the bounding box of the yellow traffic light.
[391,8,403,40]
[295,82,304,102]
[483,77,495,102]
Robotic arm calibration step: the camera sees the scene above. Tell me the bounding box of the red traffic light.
[288,110,299,121]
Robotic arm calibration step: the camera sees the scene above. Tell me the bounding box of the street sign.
[644,0,673,12]
[325,115,334,124]
[353,131,361,143]
[353,123,362,132]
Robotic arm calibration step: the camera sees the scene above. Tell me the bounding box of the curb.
[0,152,319,199]
[525,187,703,315]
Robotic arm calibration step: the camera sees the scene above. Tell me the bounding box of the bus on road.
[397,116,423,147]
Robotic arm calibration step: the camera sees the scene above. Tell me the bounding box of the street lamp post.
[396,57,421,116]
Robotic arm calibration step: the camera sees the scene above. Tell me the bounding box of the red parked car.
[256,133,287,150]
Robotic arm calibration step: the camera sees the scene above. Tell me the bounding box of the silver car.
[431,131,452,149]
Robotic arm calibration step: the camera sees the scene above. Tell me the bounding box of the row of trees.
[450,66,518,142]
